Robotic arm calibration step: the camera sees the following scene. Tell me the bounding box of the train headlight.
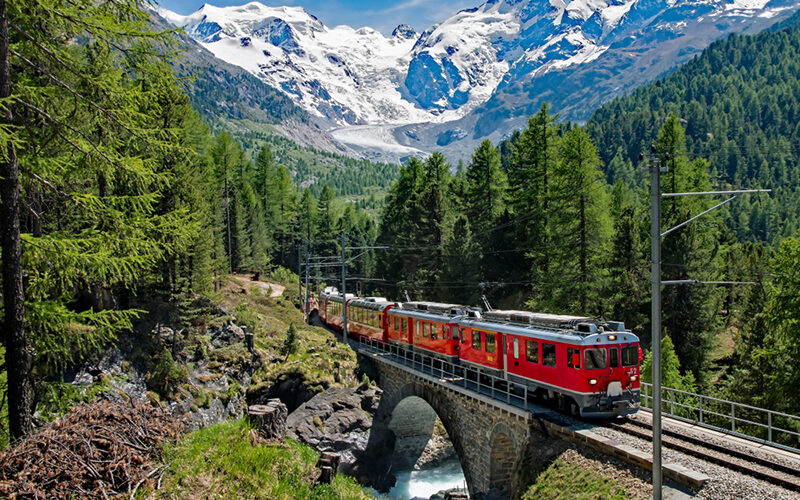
[588,378,598,386]
[608,335,617,341]
[630,375,638,382]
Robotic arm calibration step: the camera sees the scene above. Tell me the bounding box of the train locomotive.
[318,289,641,418]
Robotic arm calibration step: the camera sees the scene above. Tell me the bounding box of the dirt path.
[230,274,285,298]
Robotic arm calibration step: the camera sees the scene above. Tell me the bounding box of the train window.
[415,321,421,337]
[472,331,482,351]
[431,324,438,340]
[486,333,496,354]
[393,317,398,331]
[567,348,580,369]
[609,347,619,368]
[402,319,407,333]
[585,348,607,370]
[526,341,538,363]
[622,346,638,366]
[423,323,429,338]
[452,327,459,341]
[542,343,556,367]
[460,328,467,344]
[513,338,519,359]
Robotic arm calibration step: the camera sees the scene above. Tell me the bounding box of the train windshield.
[622,346,638,366]
[584,348,607,370]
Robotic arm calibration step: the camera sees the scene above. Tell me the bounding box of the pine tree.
[607,181,649,331]
[376,158,424,296]
[418,153,451,299]
[316,183,337,256]
[283,323,299,356]
[298,187,317,245]
[464,140,507,281]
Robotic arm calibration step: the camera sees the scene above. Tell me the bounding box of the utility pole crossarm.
[661,195,738,238]
[660,188,771,239]
[661,188,772,197]
[662,280,758,286]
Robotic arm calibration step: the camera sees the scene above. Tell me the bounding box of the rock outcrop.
[286,386,382,475]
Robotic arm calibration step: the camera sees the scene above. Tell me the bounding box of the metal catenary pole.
[341,232,347,343]
[298,245,302,315]
[645,139,770,499]
[649,148,664,500]
[305,240,310,324]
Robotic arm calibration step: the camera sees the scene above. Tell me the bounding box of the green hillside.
[586,14,800,242]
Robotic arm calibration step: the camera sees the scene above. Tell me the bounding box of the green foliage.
[529,127,612,316]
[234,301,259,333]
[36,378,111,423]
[157,418,374,499]
[657,116,725,380]
[284,323,299,356]
[147,348,189,398]
[727,236,800,414]
[641,335,699,418]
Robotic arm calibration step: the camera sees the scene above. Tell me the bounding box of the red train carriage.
[390,302,466,362]
[473,310,641,417]
[455,317,506,377]
[319,289,354,332]
[346,297,394,342]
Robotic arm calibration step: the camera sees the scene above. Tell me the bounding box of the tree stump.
[319,466,334,484]
[315,452,340,484]
[247,400,287,440]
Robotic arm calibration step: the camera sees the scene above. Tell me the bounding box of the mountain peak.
[392,24,418,39]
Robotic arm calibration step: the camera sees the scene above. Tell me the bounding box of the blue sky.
[156,0,479,34]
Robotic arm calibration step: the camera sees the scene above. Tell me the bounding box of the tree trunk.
[0,0,34,440]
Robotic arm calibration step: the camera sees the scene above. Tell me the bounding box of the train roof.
[463,309,638,346]
[394,301,475,317]
[348,297,394,311]
[321,292,355,302]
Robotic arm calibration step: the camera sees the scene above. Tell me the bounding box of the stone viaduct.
[356,349,568,499]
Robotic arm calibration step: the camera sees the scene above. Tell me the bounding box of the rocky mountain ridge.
[158,0,800,160]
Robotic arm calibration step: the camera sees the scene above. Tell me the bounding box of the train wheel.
[570,401,579,417]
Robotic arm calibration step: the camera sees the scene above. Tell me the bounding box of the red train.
[318,289,641,418]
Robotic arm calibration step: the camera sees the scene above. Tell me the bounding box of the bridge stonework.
[361,354,564,499]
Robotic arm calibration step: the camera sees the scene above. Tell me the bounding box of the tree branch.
[9,47,139,139]
[13,96,120,168]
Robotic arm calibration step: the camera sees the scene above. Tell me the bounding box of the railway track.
[600,416,800,492]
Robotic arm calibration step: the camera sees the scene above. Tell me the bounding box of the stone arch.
[387,395,438,469]
[362,378,474,494]
[488,422,519,498]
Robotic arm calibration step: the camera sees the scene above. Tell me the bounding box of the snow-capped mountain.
[156,0,800,159]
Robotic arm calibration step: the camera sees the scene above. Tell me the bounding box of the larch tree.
[532,127,612,316]
[0,0,197,439]
[464,139,507,280]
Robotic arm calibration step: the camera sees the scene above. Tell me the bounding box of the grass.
[216,275,361,399]
[522,455,630,500]
[155,418,374,499]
